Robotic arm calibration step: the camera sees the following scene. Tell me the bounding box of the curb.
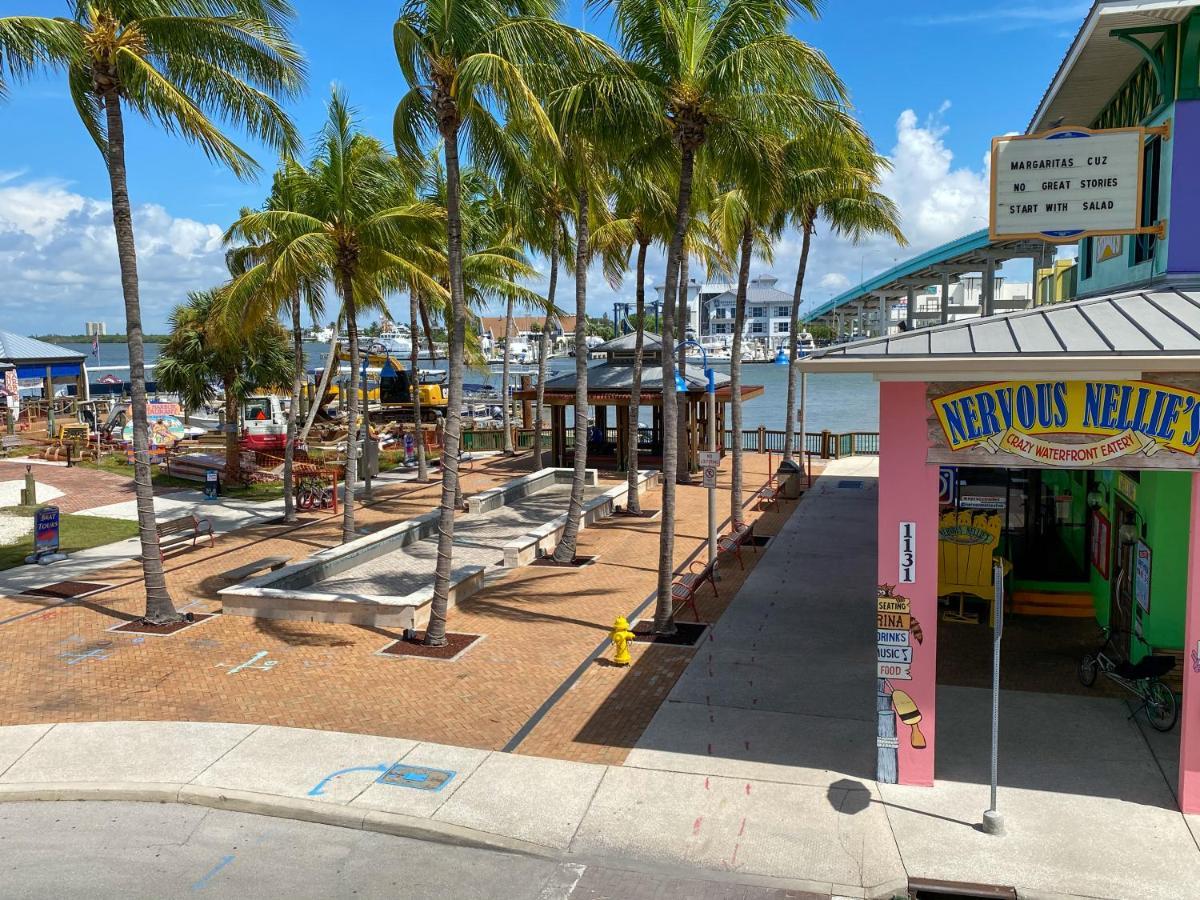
[0,782,556,860]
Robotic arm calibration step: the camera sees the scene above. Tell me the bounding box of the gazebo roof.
[594,331,665,353]
[0,331,85,365]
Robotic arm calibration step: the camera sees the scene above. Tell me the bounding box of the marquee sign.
[929,379,1200,469]
[989,125,1166,243]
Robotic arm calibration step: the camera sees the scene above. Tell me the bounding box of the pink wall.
[877,381,940,786]
[1179,472,1200,811]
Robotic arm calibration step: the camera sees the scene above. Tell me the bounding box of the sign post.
[982,559,1006,835]
[26,505,66,565]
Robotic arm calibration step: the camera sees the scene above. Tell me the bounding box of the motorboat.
[796,331,817,356]
[372,328,413,358]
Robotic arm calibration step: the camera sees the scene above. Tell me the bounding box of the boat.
[371,328,413,358]
[797,331,817,356]
[306,325,334,342]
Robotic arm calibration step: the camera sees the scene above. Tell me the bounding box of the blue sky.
[0,1,1089,333]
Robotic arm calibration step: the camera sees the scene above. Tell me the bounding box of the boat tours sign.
[928,379,1200,470]
[989,125,1165,243]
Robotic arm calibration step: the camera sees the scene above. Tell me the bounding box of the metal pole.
[983,559,1005,835]
[799,371,808,484]
[707,380,716,565]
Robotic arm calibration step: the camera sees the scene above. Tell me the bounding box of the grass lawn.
[80,456,284,502]
[0,506,140,571]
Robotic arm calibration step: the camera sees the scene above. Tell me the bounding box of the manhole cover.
[837,480,864,489]
[20,581,111,599]
[378,763,456,792]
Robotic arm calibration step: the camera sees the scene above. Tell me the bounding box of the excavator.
[317,343,448,423]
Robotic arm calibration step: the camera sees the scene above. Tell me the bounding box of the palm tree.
[780,123,904,462]
[156,289,294,474]
[590,169,675,514]
[0,0,304,623]
[392,0,604,644]
[225,166,326,522]
[235,89,445,543]
[409,288,430,482]
[591,0,844,632]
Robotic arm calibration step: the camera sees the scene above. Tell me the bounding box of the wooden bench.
[156,514,214,560]
[717,520,756,571]
[1,435,26,458]
[223,555,290,582]
[672,558,718,621]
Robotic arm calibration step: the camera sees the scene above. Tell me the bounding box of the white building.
[651,278,733,341]
[84,321,107,336]
[705,275,795,350]
[895,276,1033,330]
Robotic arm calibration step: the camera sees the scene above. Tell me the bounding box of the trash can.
[363,437,380,478]
[777,458,804,499]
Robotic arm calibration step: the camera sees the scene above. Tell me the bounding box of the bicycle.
[294,475,334,510]
[1079,628,1178,731]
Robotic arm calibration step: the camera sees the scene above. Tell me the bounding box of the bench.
[672,558,718,621]
[1,435,26,458]
[156,514,214,560]
[757,475,782,509]
[717,520,756,571]
[223,555,290,582]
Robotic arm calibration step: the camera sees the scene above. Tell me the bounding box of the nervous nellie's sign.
[930,380,1200,469]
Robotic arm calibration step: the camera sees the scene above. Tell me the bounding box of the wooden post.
[45,366,55,435]
[757,424,766,454]
[688,399,699,471]
[520,375,532,429]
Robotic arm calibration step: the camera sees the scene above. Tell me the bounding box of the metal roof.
[594,331,665,353]
[800,287,1200,375]
[539,362,730,395]
[804,229,1049,322]
[1029,1,1200,133]
[0,331,86,364]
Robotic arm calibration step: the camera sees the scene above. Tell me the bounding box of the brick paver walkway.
[0,460,187,513]
[0,452,815,762]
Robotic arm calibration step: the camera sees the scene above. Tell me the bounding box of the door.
[1109,498,1137,654]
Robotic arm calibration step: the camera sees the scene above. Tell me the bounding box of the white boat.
[797,331,817,356]
[306,325,334,342]
[373,328,413,357]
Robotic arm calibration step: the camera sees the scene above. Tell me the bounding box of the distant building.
[84,322,107,336]
[706,275,797,350]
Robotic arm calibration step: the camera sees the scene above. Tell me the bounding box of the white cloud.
[819,272,850,292]
[0,176,226,334]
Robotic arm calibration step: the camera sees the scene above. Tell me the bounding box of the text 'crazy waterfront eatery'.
[802,1,1200,811]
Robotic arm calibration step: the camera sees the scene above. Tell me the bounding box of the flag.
[91,334,99,358]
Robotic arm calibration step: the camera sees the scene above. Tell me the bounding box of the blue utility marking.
[191,854,235,891]
[306,764,390,797]
[378,763,456,792]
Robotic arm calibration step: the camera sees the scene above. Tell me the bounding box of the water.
[68,341,879,434]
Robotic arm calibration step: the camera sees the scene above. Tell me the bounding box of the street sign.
[34,506,60,554]
[698,450,721,468]
[702,466,718,488]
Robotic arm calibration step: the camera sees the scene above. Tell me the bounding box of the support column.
[878,299,888,337]
[983,257,996,317]
[905,288,915,331]
[1179,473,1200,811]
[940,273,950,325]
[877,381,940,786]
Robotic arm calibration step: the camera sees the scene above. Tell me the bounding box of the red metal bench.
[672,558,718,621]
[717,520,756,570]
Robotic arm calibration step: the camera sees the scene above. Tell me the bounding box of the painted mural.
[876,584,926,784]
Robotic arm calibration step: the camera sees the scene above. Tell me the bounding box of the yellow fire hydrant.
[610,616,635,666]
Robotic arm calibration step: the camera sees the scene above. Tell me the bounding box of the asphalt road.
[0,802,826,899]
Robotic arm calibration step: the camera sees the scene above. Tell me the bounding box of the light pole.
[675,339,717,565]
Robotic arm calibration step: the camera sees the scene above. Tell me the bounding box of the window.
[774,321,789,333]
[713,323,725,334]
[1134,137,1161,265]
[751,322,765,334]
[1080,237,1093,280]
[750,306,765,318]
[775,305,790,318]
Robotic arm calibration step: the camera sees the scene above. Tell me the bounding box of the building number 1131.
[898,522,916,584]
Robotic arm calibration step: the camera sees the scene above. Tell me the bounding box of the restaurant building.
[800,0,1200,810]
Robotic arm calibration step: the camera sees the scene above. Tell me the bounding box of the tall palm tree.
[393,0,604,644]
[235,89,445,543]
[409,287,430,482]
[0,0,304,623]
[591,0,844,632]
[590,169,675,514]
[157,289,294,465]
[225,165,326,522]
[780,124,904,462]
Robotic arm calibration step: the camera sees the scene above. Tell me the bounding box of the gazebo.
[0,331,88,408]
[515,332,764,471]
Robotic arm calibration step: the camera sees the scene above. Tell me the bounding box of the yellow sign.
[877,596,911,615]
[933,380,1200,465]
[877,611,911,630]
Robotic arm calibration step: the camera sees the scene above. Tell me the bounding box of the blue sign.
[34,506,60,553]
[204,469,219,500]
[403,432,416,462]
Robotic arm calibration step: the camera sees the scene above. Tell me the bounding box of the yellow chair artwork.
[937,510,1011,623]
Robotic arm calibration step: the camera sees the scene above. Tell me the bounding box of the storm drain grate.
[20,581,112,600]
[837,480,864,490]
[378,763,456,792]
[908,877,1017,899]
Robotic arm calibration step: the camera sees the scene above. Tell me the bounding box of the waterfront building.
[801,0,1200,812]
[0,331,88,410]
[477,314,578,358]
[706,275,797,350]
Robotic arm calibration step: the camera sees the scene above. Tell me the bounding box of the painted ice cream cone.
[891,690,927,749]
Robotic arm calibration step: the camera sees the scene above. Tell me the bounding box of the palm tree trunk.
[283,293,302,523]
[625,237,648,514]
[418,296,437,360]
[410,290,428,483]
[552,184,590,563]
[341,275,360,542]
[675,253,692,484]
[730,218,753,520]
[783,219,813,463]
[101,92,177,624]
[533,238,559,471]
[501,293,514,455]
[426,125,468,647]
[654,146,696,635]
[223,377,240,485]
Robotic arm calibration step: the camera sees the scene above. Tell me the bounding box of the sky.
[0,0,1091,335]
